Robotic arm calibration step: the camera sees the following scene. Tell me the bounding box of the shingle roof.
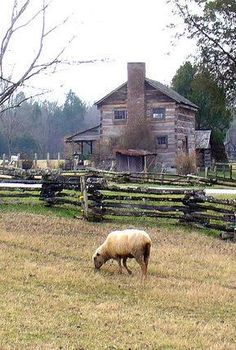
[95,82,126,106]
[146,78,198,109]
[95,78,198,109]
[195,130,212,149]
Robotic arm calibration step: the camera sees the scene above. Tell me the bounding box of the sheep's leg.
[135,256,147,280]
[116,258,122,274]
[144,243,151,270]
[123,257,132,275]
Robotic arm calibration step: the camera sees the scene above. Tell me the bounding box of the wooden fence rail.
[1,165,236,187]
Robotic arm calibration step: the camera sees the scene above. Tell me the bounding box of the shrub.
[175,151,197,175]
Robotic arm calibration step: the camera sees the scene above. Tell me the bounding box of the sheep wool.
[93,229,151,279]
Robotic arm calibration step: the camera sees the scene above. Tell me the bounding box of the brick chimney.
[127,62,146,125]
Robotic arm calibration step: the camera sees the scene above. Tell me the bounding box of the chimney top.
[127,62,146,71]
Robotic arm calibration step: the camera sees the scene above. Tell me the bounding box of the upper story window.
[156,135,168,148]
[113,110,127,120]
[152,107,165,119]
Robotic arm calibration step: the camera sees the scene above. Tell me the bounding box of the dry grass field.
[0,212,235,350]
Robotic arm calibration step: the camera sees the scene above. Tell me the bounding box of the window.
[156,136,168,148]
[152,107,165,119]
[114,110,127,120]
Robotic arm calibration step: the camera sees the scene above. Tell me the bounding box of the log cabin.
[65,62,198,171]
[95,62,198,170]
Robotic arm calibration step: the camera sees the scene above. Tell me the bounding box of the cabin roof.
[95,78,198,109]
[146,78,198,109]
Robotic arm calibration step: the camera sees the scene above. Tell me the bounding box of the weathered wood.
[106,185,204,195]
[102,194,183,202]
[103,202,186,212]
[43,197,81,206]
[183,212,235,223]
[80,176,89,219]
[105,208,182,220]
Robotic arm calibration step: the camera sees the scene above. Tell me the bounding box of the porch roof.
[65,124,101,143]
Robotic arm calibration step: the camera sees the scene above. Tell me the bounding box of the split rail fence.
[0,173,235,240]
[79,176,236,241]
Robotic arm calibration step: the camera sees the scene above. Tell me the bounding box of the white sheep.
[92,229,151,279]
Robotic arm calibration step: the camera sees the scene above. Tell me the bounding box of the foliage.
[0,131,8,154]
[172,61,197,97]
[120,119,154,151]
[172,61,232,158]
[61,89,87,135]
[12,134,40,157]
[168,0,236,106]
[175,151,197,174]
[92,137,118,167]
[0,90,96,158]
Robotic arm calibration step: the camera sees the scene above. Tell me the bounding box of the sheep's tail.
[143,242,151,268]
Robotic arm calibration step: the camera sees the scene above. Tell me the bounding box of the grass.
[0,212,235,349]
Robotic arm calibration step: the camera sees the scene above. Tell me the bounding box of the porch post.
[81,142,84,158]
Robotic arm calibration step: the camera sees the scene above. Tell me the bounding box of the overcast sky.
[1,0,196,105]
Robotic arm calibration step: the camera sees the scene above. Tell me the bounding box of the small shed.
[115,149,156,172]
[195,130,212,168]
[65,124,101,159]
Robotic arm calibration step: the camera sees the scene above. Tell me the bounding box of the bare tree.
[0,0,76,113]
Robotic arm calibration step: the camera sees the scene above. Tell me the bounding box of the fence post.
[47,152,50,168]
[17,153,20,168]
[80,176,89,219]
[80,176,104,221]
[204,166,208,178]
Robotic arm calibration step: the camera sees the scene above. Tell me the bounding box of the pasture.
[0,212,235,349]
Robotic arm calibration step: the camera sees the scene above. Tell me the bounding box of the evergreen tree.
[62,90,87,134]
[172,62,232,159]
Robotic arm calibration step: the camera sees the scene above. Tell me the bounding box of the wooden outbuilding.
[195,130,212,168]
[115,149,156,172]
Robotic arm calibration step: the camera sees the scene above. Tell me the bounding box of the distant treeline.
[0,90,99,159]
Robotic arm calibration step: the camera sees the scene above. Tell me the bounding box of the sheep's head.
[93,251,105,270]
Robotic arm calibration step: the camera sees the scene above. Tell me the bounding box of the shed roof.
[115,149,156,157]
[195,130,212,149]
